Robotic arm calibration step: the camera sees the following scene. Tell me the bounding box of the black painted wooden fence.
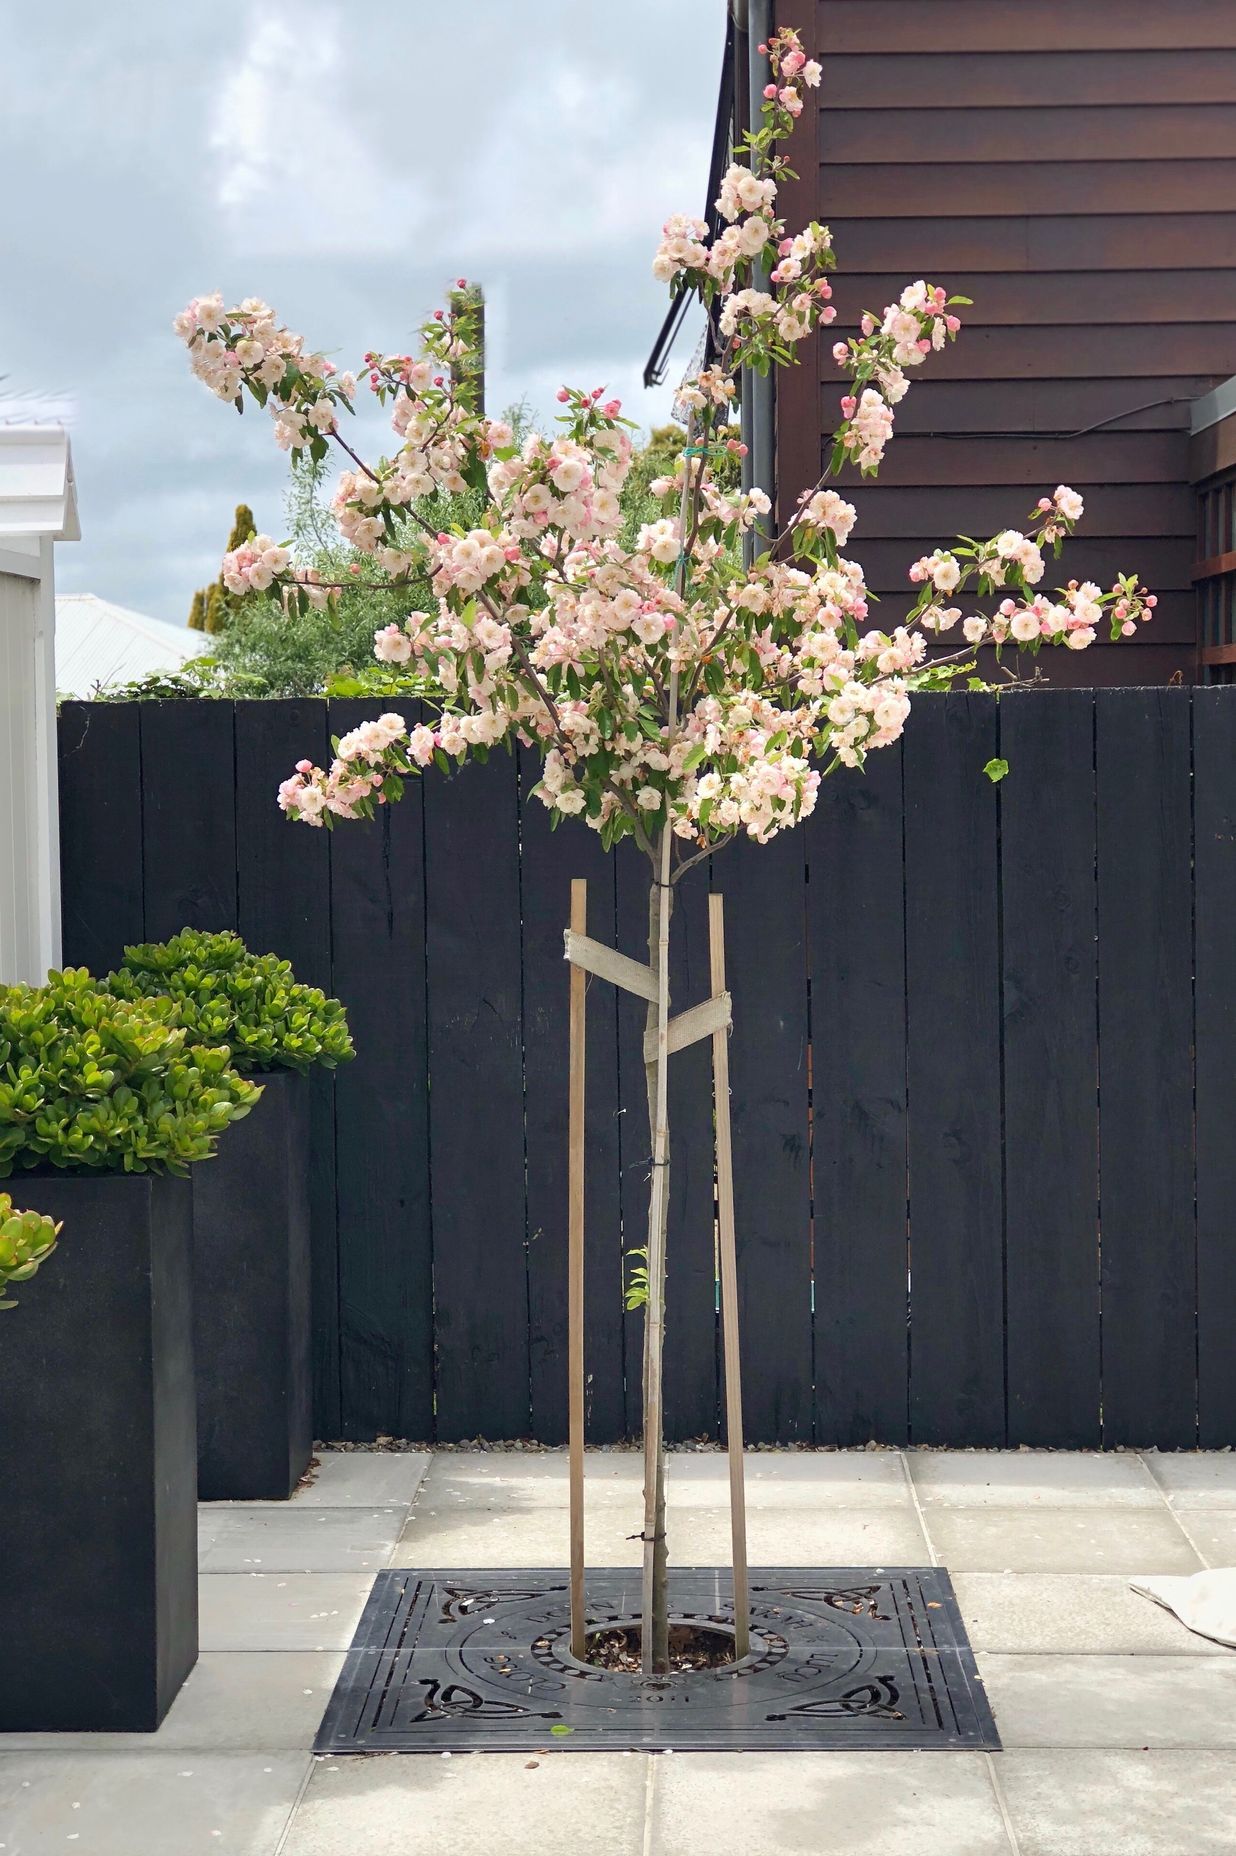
[56,689,1236,1449]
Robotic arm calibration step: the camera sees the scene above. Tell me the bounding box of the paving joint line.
[1136,1451,1214,1569]
[641,1751,658,1856]
[983,1750,1025,1856]
[897,1451,939,1565]
[270,1752,316,1856]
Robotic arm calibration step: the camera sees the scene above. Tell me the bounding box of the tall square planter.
[193,1069,312,1501]
[0,1171,198,1732]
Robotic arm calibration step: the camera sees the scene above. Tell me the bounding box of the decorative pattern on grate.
[314,1567,999,1754]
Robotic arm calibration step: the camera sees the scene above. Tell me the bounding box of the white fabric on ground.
[1131,1570,1236,1649]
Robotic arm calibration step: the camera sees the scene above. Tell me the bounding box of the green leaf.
[549,1724,574,1737]
[983,758,1010,784]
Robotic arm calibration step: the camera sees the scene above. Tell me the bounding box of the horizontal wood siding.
[771,0,1236,683]
[815,0,1236,53]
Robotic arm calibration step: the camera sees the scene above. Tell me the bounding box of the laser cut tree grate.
[315,1567,999,1754]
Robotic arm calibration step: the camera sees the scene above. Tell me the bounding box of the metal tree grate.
[315,1567,998,1754]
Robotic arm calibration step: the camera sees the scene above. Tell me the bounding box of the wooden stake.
[709,892,749,1659]
[568,878,587,1661]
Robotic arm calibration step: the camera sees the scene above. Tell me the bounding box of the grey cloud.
[3,0,723,616]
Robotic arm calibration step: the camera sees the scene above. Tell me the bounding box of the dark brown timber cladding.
[770,0,1236,683]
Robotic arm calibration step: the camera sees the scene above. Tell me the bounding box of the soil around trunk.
[583,1620,736,1673]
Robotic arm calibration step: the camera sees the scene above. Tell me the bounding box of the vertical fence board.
[519,754,626,1444]
[234,701,339,1438]
[140,702,237,940]
[57,702,144,972]
[726,831,813,1443]
[904,693,1005,1446]
[1195,688,1236,1445]
[1096,688,1195,1447]
[1001,692,1101,1447]
[617,848,718,1442]
[425,756,529,1440]
[330,701,433,1442]
[809,741,909,1446]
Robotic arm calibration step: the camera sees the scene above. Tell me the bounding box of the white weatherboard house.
[54,592,206,698]
[0,425,77,985]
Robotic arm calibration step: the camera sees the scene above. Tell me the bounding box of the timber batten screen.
[58,689,1236,1449]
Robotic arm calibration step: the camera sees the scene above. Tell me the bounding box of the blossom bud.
[456,277,467,287]
[763,83,777,98]
[556,388,570,403]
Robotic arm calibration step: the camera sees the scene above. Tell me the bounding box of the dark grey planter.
[0,1170,198,1732]
[193,1069,312,1501]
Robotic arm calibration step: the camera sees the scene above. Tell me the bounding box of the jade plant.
[0,1196,62,1308]
[108,930,354,1075]
[0,968,261,1176]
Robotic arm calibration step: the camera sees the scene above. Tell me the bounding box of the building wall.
[773,0,1236,683]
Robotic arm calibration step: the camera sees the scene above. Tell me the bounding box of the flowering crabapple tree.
[177,26,1154,1673]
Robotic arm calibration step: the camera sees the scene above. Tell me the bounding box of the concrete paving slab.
[199,1574,374,1652]
[951,1572,1229,1655]
[996,1748,1236,1855]
[281,1750,648,1855]
[412,1453,642,1514]
[288,1449,431,1508]
[389,1501,929,1570]
[1142,1451,1236,1508]
[659,1504,930,1565]
[665,1450,914,1508]
[923,1507,1201,1575]
[1158,1508,1236,1565]
[979,1652,1236,1748]
[0,1654,342,1753]
[389,1501,643,1567]
[908,1450,1161,1507]
[415,1450,914,1511]
[648,1750,1013,1855]
[198,1505,404,1573]
[0,1751,309,1854]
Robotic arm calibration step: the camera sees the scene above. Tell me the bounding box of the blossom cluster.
[179,23,1152,869]
[908,487,1156,651]
[829,280,967,473]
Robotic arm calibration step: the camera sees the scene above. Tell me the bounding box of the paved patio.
[3,1447,1236,1853]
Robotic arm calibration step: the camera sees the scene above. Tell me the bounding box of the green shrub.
[0,969,260,1177]
[110,929,354,1075]
[0,1195,61,1309]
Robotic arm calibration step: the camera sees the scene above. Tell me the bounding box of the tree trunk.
[640,870,672,1672]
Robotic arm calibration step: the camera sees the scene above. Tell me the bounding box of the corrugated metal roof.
[54,593,208,698]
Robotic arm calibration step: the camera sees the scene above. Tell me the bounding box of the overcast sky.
[3,1,723,619]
